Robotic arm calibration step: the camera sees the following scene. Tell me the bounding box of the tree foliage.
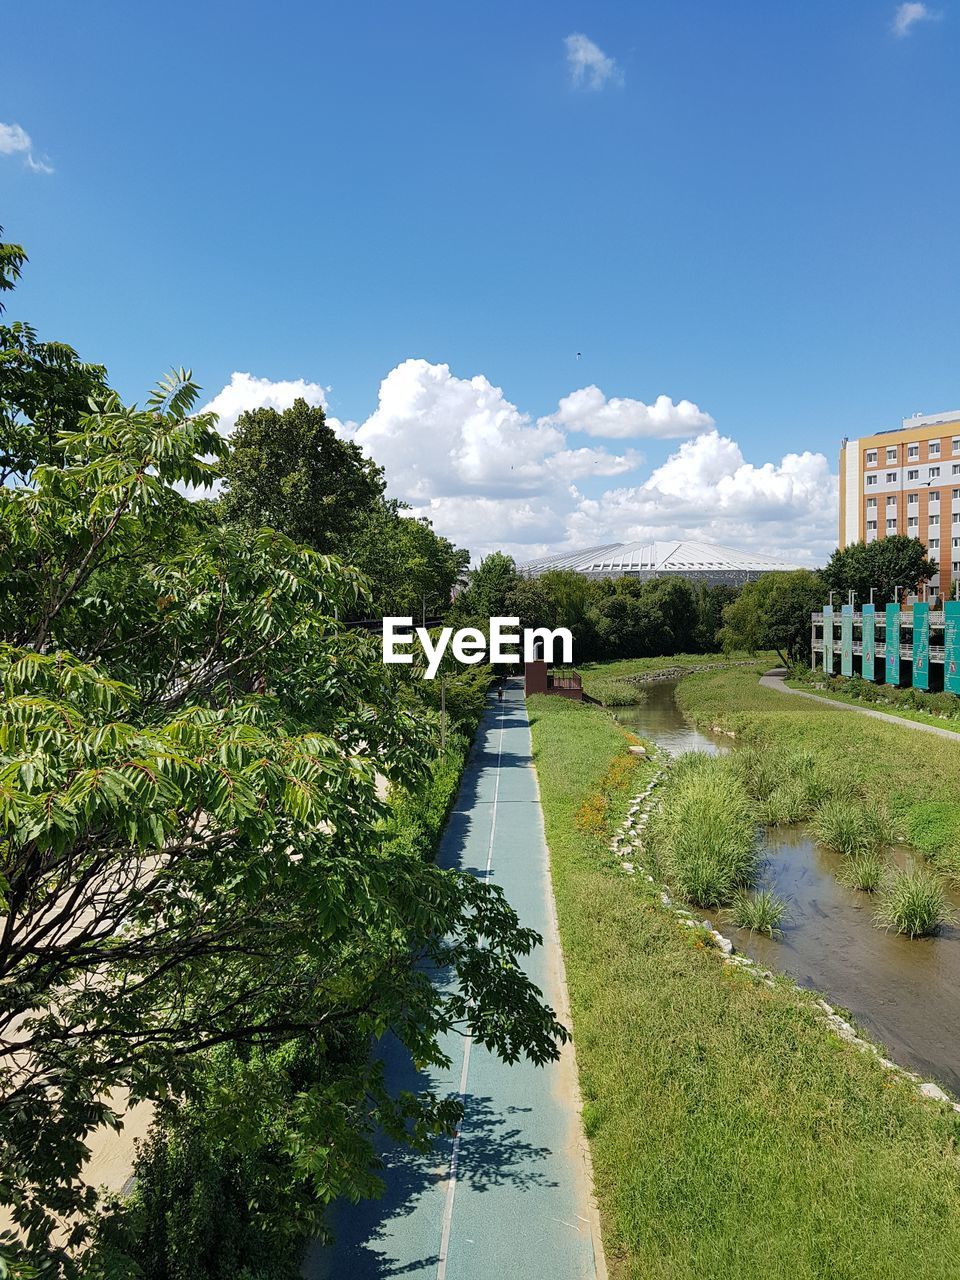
[0,246,564,1275]
[220,398,385,554]
[821,535,935,607]
[719,569,824,665]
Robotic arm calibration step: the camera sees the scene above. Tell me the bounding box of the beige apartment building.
[839,409,960,598]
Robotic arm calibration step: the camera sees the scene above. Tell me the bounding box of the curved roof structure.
[519,539,803,583]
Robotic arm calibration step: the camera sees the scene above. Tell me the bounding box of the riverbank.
[530,692,960,1279]
[676,666,960,881]
[577,653,776,708]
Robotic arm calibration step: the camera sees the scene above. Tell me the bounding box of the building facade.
[839,409,960,598]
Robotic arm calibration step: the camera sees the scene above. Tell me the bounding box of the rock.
[920,1082,950,1102]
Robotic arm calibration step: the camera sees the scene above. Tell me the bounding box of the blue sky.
[2,1,957,562]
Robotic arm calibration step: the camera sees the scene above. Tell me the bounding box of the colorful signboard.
[885,603,900,685]
[840,604,853,676]
[822,604,833,673]
[912,602,930,690]
[946,602,960,695]
[861,603,875,680]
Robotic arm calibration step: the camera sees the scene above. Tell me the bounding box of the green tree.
[451,552,520,622]
[822,535,935,606]
[220,398,385,554]
[347,501,469,619]
[0,376,564,1274]
[719,569,824,665]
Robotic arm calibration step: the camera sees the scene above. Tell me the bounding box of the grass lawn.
[784,673,960,733]
[677,667,960,879]
[529,692,960,1280]
[576,653,777,707]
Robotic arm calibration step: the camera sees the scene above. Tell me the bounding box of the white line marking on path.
[436,698,505,1280]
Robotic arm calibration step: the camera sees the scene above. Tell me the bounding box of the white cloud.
[194,361,834,565]
[564,34,622,90]
[0,121,53,174]
[893,3,937,36]
[200,371,329,437]
[565,431,836,566]
[543,385,714,439]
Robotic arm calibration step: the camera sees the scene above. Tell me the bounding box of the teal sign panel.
[840,604,853,676]
[822,604,833,673]
[912,603,930,690]
[861,604,875,680]
[885,604,900,685]
[946,602,960,694]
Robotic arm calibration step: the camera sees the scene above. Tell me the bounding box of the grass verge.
[677,667,960,882]
[529,692,960,1280]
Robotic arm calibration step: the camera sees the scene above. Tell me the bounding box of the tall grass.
[838,854,885,893]
[735,744,839,825]
[651,754,758,906]
[811,797,897,858]
[726,888,788,937]
[580,672,648,707]
[675,666,960,885]
[874,869,954,938]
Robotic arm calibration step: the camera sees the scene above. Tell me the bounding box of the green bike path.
[305,679,603,1280]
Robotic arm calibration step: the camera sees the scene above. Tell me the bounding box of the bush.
[651,754,758,906]
[580,672,648,707]
[726,889,788,937]
[874,869,954,938]
[811,798,894,858]
[838,854,885,892]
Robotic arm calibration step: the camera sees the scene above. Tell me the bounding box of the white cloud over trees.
[200,360,836,565]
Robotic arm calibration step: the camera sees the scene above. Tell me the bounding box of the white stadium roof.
[519,539,803,582]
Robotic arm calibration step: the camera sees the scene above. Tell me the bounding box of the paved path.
[305,679,602,1280]
[760,669,960,742]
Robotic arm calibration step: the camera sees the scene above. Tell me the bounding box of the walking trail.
[305,678,603,1280]
[761,669,960,742]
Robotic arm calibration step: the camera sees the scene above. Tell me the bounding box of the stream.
[615,681,960,1095]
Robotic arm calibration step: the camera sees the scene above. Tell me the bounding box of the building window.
[930,514,940,525]
[886,472,898,483]
[887,519,898,531]
[930,490,940,503]
[908,444,920,460]
[908,517,919,528]
[886,447,898,463]
[867,519,878,531]
[930,538,940,550]
[953,438,960,454]
[866,473,878,486]
[930,441,941,457]
[953,463,960,475]
[866,496,877,509]
[930,466,941,478]
[907,469,920,480]
[908,491,919,503]
[865,448,878,466]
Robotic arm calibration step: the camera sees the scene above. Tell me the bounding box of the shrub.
[874,869,954,938]
[726,889,788,937]
[810,798,865,856]
[652,754,758,906]
[838,854,885,892]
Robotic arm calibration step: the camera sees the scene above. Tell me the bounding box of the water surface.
[615,680,960,1093]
